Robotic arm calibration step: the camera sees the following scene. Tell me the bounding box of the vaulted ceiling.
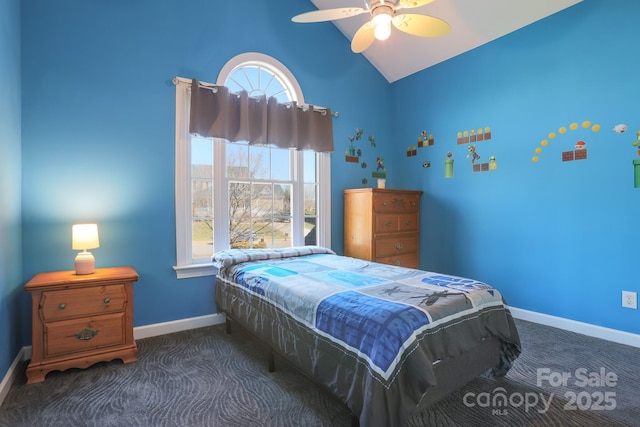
[306,0,582,82]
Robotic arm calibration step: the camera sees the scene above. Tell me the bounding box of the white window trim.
[172,54,331,279]
[173,79,218,278]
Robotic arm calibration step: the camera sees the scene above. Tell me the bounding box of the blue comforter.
[214,246,521,426]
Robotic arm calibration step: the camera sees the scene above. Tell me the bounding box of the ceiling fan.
[292,0,451,53]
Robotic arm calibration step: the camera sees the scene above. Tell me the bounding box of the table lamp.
[72,223,100,274]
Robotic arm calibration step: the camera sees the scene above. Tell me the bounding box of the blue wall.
[0,0,23,378]
[391,0,640,334]
[19,0,392,332]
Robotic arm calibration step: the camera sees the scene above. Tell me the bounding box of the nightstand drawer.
[40,284,126,322]
[375,236,418,258]
[44,313,126,358]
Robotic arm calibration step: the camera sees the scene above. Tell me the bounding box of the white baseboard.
[509,306,640,348]
[133,313,226,340]
[0,346,27,410]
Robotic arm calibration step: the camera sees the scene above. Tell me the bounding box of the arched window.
[173,53,331,278]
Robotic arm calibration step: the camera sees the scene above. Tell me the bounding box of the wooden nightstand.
[24,266,139,384]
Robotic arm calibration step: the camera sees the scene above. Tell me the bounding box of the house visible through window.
[174,53,331,278]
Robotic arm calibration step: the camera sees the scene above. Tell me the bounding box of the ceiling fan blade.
[351,22,376,53]
[392,14,451,37]
[292,7,366,23]
[396,0,436,10]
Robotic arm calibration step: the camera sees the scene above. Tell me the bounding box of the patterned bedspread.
[214,246,521,426]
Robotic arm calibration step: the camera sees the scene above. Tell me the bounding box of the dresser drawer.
[375,236,418,258]
[375,253,418,269]
[375,214,419,233]
[44,313,126,358]
[398,214,418,232]
[375,215,398,233]
[373,193,420,214]
[40,284,127,322]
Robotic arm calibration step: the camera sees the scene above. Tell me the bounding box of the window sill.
[173,263,219,279]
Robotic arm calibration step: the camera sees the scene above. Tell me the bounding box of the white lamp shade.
[72,224,100,251]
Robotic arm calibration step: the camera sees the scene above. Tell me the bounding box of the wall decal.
[411,130,435,172]
[418,130,434,147]
[344,128,379,186]
[613,124,628,134]
[613,126,640,188]
[531,120,601,163]
[457,127,491,144]
[632,130,640,155]
[489,156,497,170]
[633,131,640,188]
[345,128,375,163]
[458,127,498,173]
[472,155,498,173]
[562,140,587,162]
[467,144,481,164]
[373,157,386,180]
[444,152,454,178]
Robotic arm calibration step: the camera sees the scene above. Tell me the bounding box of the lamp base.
[75,251,95,275]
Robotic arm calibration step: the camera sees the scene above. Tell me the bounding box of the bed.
[213,246,521,427]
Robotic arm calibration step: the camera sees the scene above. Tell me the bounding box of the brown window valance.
[189,79,334,153]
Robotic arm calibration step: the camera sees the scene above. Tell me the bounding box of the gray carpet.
[0,319,638,427]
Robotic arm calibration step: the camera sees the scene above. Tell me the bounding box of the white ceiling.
[308,0,583,83]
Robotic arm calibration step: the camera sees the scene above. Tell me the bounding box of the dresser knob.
[405,220,412,226]
[58,303,66,310]
[395,242,403,250]
[104,298,110,304]
[385,221,392,227]
[383,202,387,206]
[395,260,402,266]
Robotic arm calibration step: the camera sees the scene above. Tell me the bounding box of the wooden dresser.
[344,188,423,268]
[24,266,139,384]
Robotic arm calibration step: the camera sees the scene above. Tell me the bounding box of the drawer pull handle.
[395,242,403,250]
[58,303,66,310]
[385,221,392,227]
[104,298,111,304]
[383,202,387,206]
[395,261,402,266]
[405,220,412,226]
[411,201,416,206]
[75,328,99,341]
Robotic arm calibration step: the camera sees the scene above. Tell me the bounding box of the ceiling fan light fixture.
[371,3,394,41]
[372,12,392,40]
[291,0,450,54]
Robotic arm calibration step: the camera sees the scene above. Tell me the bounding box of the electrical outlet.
[622,291,637,309]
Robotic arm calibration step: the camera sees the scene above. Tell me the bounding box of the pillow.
[212,245,335,269]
